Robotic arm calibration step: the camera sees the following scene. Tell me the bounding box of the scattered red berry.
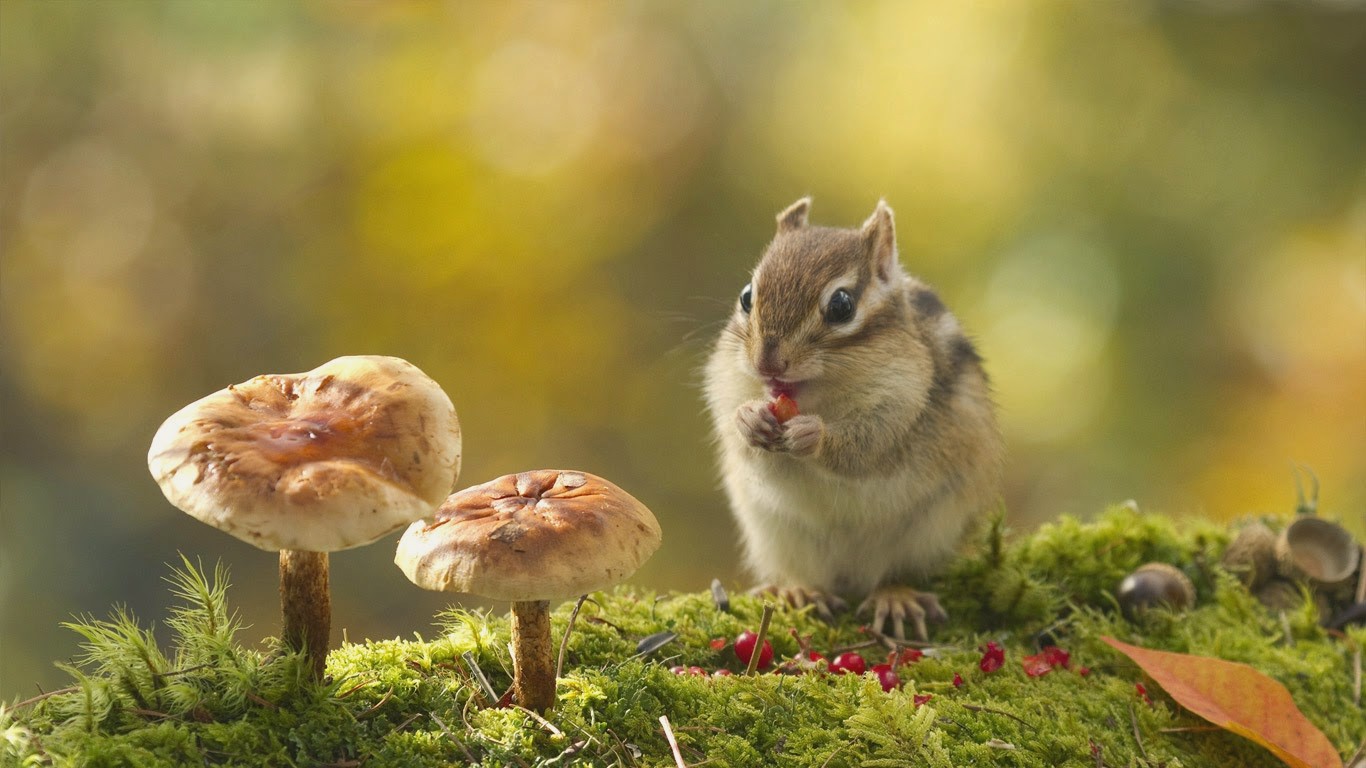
[709,637,728,651]
[1077,666,1092,677]
[913,693,933,707]
[830,652,867,676]
[712,669,732,677]
[893,648,924,666]
[1136,682,1152,706]
[952,672,965,688]
[734,630,774,670]
[871,663,900,692]
[688,666,708,676]
[978,642,1005,673]
[1040,645,1070,669]
[768,393,799,424]
[1022,654,1053,678]
[669,665,687,675]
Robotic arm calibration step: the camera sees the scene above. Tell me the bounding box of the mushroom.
[1117,562,1195,619]
[148,355,461,678]
[395,469,662,712]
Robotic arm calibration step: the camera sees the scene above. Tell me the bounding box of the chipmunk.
[704,197,1004,640]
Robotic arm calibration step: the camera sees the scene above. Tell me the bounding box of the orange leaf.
[1101,636,1341,768]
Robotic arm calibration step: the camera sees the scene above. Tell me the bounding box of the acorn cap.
[395,469,662,602]
[1275,516,1360,588]
[148,355,462,552]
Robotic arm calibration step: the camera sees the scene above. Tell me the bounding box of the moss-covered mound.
[6,507,1363,767]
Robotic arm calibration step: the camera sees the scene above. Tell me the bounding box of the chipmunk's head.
[725,197,912,399]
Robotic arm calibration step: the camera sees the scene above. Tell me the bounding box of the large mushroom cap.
[395,470,662,602]
[149,355,461,552]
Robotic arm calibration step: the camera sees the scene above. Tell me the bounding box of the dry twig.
[1128,703,1147,762]
[745,604,775,676]
[659,715,688,768]
[961,703,1034,730]
[556,594,588,681]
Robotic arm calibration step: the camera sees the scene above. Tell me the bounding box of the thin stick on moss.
[659,715,688,768]
[961,703,1034,730]
[744,603,775,676]
[556,595,588,681]
[1128,703,1147,762]
[514,705,564,738]
[460,651,498,705]
[429,711,478,763]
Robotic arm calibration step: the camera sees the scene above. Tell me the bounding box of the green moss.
[7,508,1362,767]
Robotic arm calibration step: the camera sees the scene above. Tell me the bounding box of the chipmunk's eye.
[825,288,855,324]
[739,283,753,314]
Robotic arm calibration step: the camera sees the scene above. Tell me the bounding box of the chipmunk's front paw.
[781,415,824,457]
[736,400,784,451]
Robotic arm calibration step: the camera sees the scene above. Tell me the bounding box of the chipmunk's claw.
[751,584,848,622]
[858,586,947,642]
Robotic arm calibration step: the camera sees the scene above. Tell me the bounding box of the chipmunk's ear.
[776,197,811,233]
[861,199,898,282]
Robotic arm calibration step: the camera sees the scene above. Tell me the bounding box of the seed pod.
[1274,516,1360,589]
[1117,562,1195,619]
[1221,522,1278,591]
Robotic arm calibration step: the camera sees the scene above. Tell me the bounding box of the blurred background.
[2,1,1363,700]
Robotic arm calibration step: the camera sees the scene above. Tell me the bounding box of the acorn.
[1274,516,1360,592]
[1255,578,1303,612]
[1220,521,1278,591]
[1117,562,1196,619]
[1255,578,1335,622]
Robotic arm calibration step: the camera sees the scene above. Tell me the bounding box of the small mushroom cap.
[395,469,662,602]
[148,356,461,552]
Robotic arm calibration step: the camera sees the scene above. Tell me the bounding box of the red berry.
[689,666,709,676]
[1077,666,1092,677]
[913,693,933,707]
[952,672,965,688]
[871,663,900,692]
[712,669,733,677]
[669,665,687,675]
[768,394,800,424]
[830,652,867,675]
[1041,645,1070,669]
[894,648,923,665]
[709,637,728,651]
[1021,656,1051,677]
[734,630,774,670]
[978,642,1005,673]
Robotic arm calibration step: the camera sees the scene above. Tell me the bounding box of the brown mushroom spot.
[183,373,410,496]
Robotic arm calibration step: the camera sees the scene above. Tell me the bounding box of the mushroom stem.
[279,549,331,680]
[510,600,555,712]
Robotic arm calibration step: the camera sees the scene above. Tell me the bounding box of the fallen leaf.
[1102,636,1342,768]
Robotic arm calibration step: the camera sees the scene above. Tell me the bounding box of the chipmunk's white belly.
[724,452,970,596]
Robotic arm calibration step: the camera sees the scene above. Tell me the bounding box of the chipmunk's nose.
[756,336,788,378]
